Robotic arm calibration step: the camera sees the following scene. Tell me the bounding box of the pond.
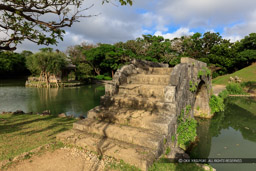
[190,97,256,171]
[0,78,105,117]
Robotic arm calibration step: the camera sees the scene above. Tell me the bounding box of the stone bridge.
[57,57,212,170]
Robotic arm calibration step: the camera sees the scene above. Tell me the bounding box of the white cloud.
[222,9,256,41]
[154,28,194,40]
[156,0,256,27]
[12,0,256,52]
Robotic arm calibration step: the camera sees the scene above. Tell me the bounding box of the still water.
[0,78,105,117]
[190,97,256,171]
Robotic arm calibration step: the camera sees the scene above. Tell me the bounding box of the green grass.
[0,113,75,161]
[0,114,210,171]
[213,63,256,85]
[106,158,207,171]
[149,158,205,171]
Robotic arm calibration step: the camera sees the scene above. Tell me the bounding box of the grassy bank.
[213,63,256,85]
[0,113,75,161]
[0,113,211,171]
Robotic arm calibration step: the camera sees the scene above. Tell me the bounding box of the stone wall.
[170,57,212,118]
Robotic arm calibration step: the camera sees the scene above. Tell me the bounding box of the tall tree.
[26,49,67,87]
[0,0,132,51]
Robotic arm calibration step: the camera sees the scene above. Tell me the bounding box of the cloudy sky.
[16,0,256,52]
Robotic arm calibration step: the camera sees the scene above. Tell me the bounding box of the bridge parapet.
[171,57,212,118]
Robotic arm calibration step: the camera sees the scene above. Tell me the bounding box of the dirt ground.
[6,147,106,171]
[212,84,226,96]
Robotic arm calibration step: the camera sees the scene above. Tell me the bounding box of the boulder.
[58,113,66,118]
[41,110,51,115]
[13,110,25,114]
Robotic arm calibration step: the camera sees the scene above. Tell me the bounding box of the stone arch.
[193,80,211,118]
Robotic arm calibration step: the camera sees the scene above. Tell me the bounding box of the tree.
[0,50,30,77]
[66,42,95,65]
[0,0,132,51]
[26,49,67,87]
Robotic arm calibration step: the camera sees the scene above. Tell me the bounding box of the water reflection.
[190,97,256,171]
[0,81,105,117]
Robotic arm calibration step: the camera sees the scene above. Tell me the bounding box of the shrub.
[209,95,225,114]
[226,83,246,95]
[104,76,112,80]
[177,106,197,150]
[94,75,112,80]
[94,75,105,80]
[218,89,229,99]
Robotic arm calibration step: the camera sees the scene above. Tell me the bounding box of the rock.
[0,160,9,168]
[229,76,234,82]
[41,110,50,115]
[202,165,216,171]
[58,113,66,118]
[13,110,25,114]
[79,115,85,120]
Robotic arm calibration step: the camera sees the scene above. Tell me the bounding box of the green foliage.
[26,51,67,76]
[171,135,175,142]
[198,67,211,78]
[218,89,229,99]
[94,75,112,80]
[165,147,171,155]
[0,51,30,77]
[209,95,225,114]
[177,106,197,149]
[189,80,198,92]
[226,83,246,95]
[0,0,133,50]
[76,63,93,80]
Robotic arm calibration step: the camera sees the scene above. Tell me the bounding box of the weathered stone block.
[164,86,176,102]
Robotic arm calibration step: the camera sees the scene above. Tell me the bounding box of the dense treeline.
[0,51,31,78]
[67,32,256,79]
[0,32,255,80]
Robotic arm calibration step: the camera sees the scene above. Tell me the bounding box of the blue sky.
[15,0,256,52]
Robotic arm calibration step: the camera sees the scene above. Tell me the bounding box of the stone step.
[87,107,177,135]
[57,129,158,171]
[118,84,166,99]
[127,74,171,85]
[73,118,164,151]
[143,67,173,75]
[110,95,165,110]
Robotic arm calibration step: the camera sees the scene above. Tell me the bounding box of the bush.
[177,106,197,149]
[94,75,105,80]
[218,89,229,99]
[226,83,246,95]
[209,95,225,114]
[104,76,112,80]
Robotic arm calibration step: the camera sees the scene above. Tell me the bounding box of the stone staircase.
[57,66,177,170]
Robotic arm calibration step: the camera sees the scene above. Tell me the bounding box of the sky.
[15,0,256,52]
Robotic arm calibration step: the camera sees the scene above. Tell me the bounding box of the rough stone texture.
[57,58,212,171]
[171,57,212,118]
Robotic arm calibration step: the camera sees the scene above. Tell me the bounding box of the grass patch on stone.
[0,113,75,161]
[105,159,141,171]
